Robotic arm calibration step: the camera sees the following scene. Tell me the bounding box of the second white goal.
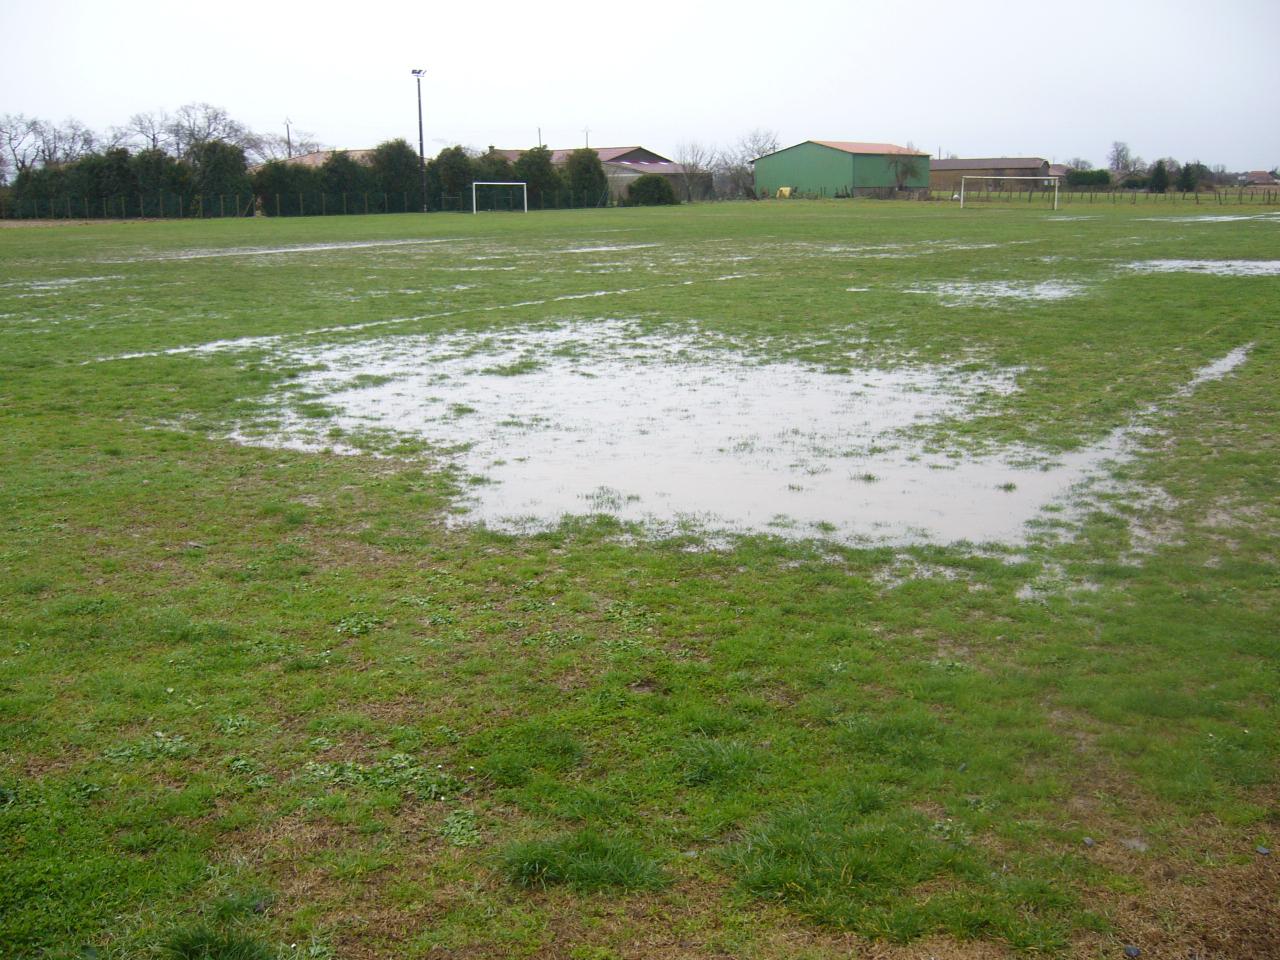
[471,181,528,214]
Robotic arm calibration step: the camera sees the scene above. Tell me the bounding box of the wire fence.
[923,187,1280,206]
[0,185,616,220]
[2,186,1277,219]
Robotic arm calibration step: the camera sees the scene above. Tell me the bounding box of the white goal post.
[471,181,528,214]
[959,176,1059,210]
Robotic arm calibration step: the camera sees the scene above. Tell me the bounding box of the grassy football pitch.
[1,201,1277,959]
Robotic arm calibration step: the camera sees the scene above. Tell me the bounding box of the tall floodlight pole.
[412,69,427,213]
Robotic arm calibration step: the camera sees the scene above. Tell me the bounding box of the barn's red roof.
[811,140,928,156]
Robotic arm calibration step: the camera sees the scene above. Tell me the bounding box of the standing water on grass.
[231,320,1248,546]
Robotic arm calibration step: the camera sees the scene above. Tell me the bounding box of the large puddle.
[97,238,457,263]
[1123,259,1280,277]
[229,321,1251,546]
[904,280,1085,306]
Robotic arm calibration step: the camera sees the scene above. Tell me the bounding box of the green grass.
[502,830,668,892]
[160,926,274,960]
[1,199,1277,958]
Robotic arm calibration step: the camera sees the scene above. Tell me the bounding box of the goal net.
[471,181,528,214]
[959,176,1059,210]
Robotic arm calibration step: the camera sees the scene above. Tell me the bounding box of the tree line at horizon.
[0,105,682,212]
[3,107,1272,214]
[1054,142,1276,192]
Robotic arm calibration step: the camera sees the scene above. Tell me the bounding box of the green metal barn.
[753,140,931,197]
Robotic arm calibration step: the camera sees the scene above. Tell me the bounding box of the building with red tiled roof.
[492,145,687,199]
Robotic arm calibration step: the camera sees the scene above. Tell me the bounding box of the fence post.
[364,192,369,215]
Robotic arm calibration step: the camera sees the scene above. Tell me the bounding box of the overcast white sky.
[4,0,1278,169]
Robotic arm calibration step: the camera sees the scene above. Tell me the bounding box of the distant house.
[1047,163,1072,180]
[930,157,1050,191]
[493,146,687,200]
[1241,170,1279,186]
[752,141,930,197]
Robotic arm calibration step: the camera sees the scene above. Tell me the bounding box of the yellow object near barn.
[776,187,793,199]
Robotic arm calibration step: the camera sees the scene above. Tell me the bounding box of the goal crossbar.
[960,176,1059,210]
[471,181,528,214]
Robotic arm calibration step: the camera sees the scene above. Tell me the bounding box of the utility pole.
[285,118,293,159]
[412,69,428,213]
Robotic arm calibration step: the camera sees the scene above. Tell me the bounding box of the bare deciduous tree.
[1107,141,1130,174]
[738,128,780,162]
[100,126,133,151]
[1106,141,1149,177]
[713,129,780,199]
[1067,157,1093,171]
[166,103,252,159]
[32,118,98,166]
[674,141,714,201]
[126,111,172,152]
[0,113,40,180]
[244,129,322,166]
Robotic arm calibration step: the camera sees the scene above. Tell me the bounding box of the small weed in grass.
[104,732,196,763]
[215,715,254,735]
[502,830,667,892]
[440,809,481,847]
[303,753,462,801]
[334,613,383,636]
